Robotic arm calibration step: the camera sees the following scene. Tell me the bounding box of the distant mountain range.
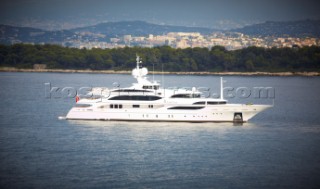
[0,21,216,45]
[1,20,319,45]
[0,25,74,44]
[232,20,320,37]
[71,21,216,37]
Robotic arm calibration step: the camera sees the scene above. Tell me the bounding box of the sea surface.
[0,72,320,189]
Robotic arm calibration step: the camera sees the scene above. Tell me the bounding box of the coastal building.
[59,31,320,50]
[175,39,189,48]
[33,64,47,70]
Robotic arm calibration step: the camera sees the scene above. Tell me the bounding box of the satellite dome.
[140,67,148,76]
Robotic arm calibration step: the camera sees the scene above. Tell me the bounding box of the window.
[113,89,151,93]
[168,106,204,110]
[142,85,159,90]
[170,94,201,98]
[207,101,227,105]
[193,101,206,105]
[170,94,191,98]
[148,105,154,108]
[132,105,140,108]
[193,94,201,98]
[110,104,122,109]
[109,95,162,101]
[75,104,92,108]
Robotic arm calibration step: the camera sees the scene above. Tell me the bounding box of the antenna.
[220,77,224,100]
[136,54,142,69]
[162,63,165,96]
[136,54,139,69]
[153,63,155,83]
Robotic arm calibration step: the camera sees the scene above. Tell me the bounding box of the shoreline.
[0,67,319,76]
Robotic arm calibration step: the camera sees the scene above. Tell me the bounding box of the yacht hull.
[66,104,271,123]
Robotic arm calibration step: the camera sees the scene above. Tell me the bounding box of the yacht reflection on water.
[67,120,258,132]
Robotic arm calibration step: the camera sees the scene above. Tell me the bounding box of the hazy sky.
[1,0,320,29]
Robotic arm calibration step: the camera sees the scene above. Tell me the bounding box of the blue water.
[1,72,320,188]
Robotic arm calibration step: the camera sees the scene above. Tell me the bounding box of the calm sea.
[0,72,320,189]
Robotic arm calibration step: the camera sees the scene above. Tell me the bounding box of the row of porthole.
[77,109,93,111]
[141,114,174,118]
[193,115,208,118]
[125,113,227,119]
[183,115,208,118]
[110,104,123,109]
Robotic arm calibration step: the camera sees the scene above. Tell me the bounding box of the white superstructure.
[66,55,271,122]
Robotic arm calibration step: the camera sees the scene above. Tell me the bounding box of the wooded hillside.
[1,44,319,72]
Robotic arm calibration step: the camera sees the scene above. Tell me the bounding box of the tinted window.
[168,106,204,110]
[207,101,227,105]
[171,94,200,98]
[75,104,92,108]
[193,101,206,105]
[109,95,161,101]
[170,94,191,98]
[113,89,151,93]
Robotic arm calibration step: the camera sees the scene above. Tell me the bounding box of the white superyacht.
[66,55,271,122]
